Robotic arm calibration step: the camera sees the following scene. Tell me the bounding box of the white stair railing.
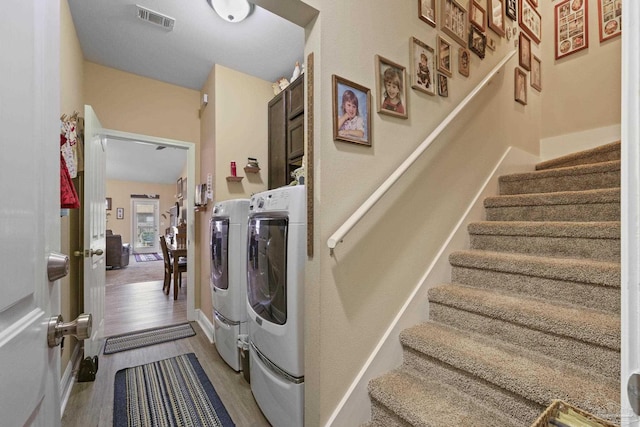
[327,49,517,250]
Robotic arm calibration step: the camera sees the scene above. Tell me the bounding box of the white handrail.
[327,49,517,250]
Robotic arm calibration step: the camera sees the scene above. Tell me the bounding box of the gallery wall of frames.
[331,0,621,145]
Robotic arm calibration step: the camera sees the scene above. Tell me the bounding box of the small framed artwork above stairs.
[365,141,621,426]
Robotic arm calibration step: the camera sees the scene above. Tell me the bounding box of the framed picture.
[514,67,527,105]
[469,25,486,59]
[438,74,449,97]
[116,207,124,220]
[375,55,408,119]
[105,197,112,211]
[441,0,468,47]
[176,177,182,199]
[519,0,542,44]
[332,75,371,146]
[459,47,470,77]
[598,0,621,42]
[487,36,497,51]
[410,37,436,95]
[488,0,506,37]
[506,0,517,21]
[555,0,588,59]
[419,0,437,27]
[469,1,486,31]
[437,36,453,77]
[519,32,531,71]
[530,55,542,91]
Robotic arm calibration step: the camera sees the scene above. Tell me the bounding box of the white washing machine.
[246,185,306,427]
[210,198,250,372]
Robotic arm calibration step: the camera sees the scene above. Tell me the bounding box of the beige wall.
[197,64,272,325]
[105,180,177,243]
[59,0,85,376]
[540,0,621,139]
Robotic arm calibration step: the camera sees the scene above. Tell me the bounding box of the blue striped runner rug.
[104,323,196,355]
[113,353,235,427]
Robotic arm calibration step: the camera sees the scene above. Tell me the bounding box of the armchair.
[106,232,131,269]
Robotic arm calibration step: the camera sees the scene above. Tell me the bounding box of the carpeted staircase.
[366,142,621,426]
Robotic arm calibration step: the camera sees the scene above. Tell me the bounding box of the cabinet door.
[268,92,287,189]
[287,113,304,159]
[287,76,304,119]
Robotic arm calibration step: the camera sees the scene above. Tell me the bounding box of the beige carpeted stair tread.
[368,368,522,427]
[468,221,620,239]
[499,160,620,195]
[400,322,619,419]
[429,284,620,350]
[484,187,620,208]
[536,141,620,171]
[449,250,620,287]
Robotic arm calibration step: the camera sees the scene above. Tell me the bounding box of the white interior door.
[621,2,640,425]
[0,0,61,425]
[83,105,107,357]
[131,198,160,254]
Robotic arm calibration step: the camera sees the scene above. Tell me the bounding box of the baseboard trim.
[324,147,539,427]
[59,342,83,418]
[196,309,215,344]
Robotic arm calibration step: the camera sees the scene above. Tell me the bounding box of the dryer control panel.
[250,189,290,213]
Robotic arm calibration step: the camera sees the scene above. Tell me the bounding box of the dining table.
[167,240,187,300]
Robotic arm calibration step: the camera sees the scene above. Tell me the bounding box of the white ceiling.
[68,0,306,183]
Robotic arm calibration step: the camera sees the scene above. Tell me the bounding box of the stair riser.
[402,348,539,425]
[369,402,412,427]
[536,143,620,171]
[450,266,619,313]
[485,203,619,222]
[499,170,620,195]
[469,234,620,262]
[429,304,620,379]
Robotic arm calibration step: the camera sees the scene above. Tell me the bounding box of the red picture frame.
[555,0,588,59]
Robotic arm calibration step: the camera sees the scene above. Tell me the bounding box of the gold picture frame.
[410,36,436,96]
[441,0,468,47]
[332,75,372,146]
[375,55,408,119]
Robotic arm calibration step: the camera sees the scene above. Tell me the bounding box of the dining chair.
[159,235,187,295]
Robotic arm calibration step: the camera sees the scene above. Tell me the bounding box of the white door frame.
[621,2,639,425]
[104,129,197,322]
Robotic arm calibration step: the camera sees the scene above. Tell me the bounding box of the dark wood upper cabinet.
[268,74,304,189]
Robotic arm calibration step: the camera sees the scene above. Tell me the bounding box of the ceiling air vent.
[136,5,175,31]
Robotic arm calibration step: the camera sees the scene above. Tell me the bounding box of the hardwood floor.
[61,256,270,426]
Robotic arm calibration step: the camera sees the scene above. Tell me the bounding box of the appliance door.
[210,217,229,291]
[250,342,304,427]
[213,310,241,372]
[247,215,288,326]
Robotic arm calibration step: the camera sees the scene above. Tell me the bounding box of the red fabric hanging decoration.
[60,133,80,209]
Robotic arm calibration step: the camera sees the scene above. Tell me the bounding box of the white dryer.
[246,185,306,427]
[209,198,250,372]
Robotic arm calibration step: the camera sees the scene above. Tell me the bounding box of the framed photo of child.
[375,55,408,119]
[438,74,449,97]
[410,36,436,96]
[332,75,372,146]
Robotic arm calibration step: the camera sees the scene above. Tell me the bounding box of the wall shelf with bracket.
[226,176,244,182]
[244,166,261,174]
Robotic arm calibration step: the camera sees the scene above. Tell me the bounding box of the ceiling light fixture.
[207,0,254,23]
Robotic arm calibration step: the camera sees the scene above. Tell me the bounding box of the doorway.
[102,128,197,334]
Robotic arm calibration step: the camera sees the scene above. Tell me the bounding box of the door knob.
[47,313,92,348]
[91,248,104,256]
